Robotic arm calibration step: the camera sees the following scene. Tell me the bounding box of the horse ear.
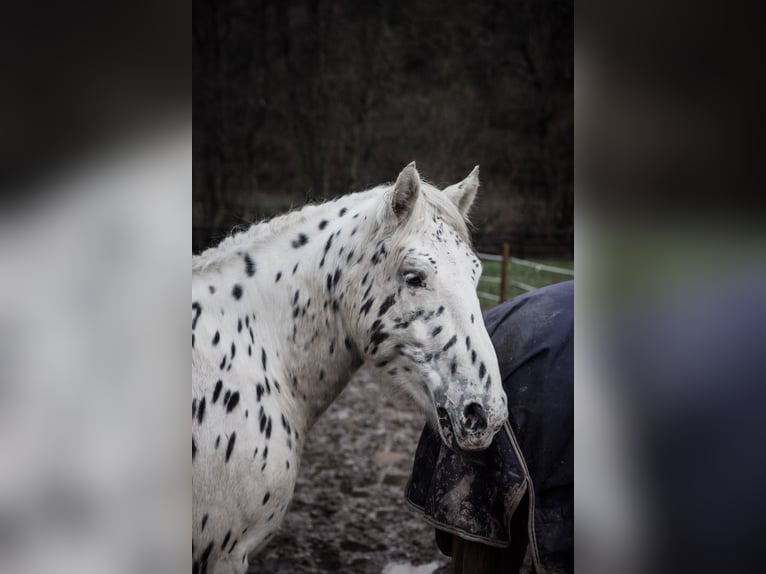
[443,166,480,218]
[391,161,421,221]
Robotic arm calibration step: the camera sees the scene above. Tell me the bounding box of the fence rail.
[476,243,573,306]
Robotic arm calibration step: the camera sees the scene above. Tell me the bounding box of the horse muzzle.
[435,400,505,452]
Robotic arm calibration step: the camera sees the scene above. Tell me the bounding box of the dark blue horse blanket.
[405,281,574,573]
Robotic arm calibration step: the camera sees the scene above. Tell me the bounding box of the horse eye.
[404,272,425,288]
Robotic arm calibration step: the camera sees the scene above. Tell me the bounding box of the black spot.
[208,285,215,294]
[360,298,374,315]
[292,262,299,275]
[256,384,264,401]
[192,398,197,417]
[192,302,202,330]
[319,369,325,380]
[319,219,328,230]
[232,284,243,300]
[261,348,267,370]
[275,272,282,282]
[432,326,443,337]
[225,432,236,462]
[229,538,238,554]
[339,207,347,216]
[192,438,197,460]
[377,294,396,317]
[266,417,272,439]
[244,254,256,276]
[262,492,271,505]
[479,362,486,379]
[333,268,341,288]
[226,392,240,413]
[370,330,389,346]
[198,541,213,574]
[196,397,206,425]
[212,380,223,403]
[230,342,236,359]
[466,336,471,350]
[221,530,231,551]
[291,233,309,248]
[451,360,457,375]
[471,350,477,364]
[470,313,475,324]
[237,318,242,333]
[443,335,457,351]
[437,305,445,315]
[201,514,208,532]
[323,234,334,257]
[215,435,220,448]
[212,331,220,345]
[344,337,352,350]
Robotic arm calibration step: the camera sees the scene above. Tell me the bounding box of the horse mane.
[193,201,325,274]
[192,181,472,276]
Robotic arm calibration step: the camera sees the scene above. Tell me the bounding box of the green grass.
[477,258,574,308]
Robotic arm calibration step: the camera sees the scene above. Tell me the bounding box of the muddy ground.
[249,367,450,573]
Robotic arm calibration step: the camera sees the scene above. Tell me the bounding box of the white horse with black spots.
[192,163,508,573]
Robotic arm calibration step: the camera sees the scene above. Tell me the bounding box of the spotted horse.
[192,163,508,573]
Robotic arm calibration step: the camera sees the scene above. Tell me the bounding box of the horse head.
[355,162,508,451]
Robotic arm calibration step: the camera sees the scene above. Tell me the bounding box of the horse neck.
[193,194,382,431]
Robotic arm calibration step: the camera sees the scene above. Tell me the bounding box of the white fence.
[476,247,574,305]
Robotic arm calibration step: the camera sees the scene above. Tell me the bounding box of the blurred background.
[193,0,573,260]
[2,0,762,571]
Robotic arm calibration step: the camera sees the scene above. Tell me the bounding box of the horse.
[192,163,508,573]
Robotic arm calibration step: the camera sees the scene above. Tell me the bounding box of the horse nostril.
[463,402,487,432]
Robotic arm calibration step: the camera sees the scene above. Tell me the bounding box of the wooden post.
[499,242,510,303]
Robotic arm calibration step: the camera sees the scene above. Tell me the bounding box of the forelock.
[419,183,472,246]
